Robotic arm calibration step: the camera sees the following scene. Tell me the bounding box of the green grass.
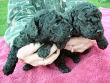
[0,0,8,36]
[87,0,110,8]
[0,0,110,36]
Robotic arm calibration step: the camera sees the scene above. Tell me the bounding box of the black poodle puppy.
[54,2,108,73]
[65,2,108,49]
[3,2,108,75]
[3,9,73,75]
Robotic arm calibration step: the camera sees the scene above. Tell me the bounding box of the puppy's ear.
[21,18,38,39]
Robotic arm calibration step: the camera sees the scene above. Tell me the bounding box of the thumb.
[47,44,57,58]
[17,43,42,59]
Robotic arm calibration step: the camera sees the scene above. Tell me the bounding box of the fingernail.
[18,59,24,63]
[34,43,41,48]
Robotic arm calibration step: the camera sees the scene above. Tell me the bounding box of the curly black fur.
[3,9,73,75]
[3,2,108,75]
[65,2,108,49]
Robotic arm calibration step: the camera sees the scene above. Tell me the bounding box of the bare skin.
[65,37,96,53]
[17,37,96,66]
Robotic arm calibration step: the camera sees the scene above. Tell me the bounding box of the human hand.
[17,43,60,66]
[65,37,96,53]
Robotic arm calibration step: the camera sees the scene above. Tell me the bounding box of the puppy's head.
[72,2,103,39]
[35,9,73,49]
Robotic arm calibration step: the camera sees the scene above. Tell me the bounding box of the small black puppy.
[3,2,108,75]
[54,2,108,73]
[3,9,73,75]
[56,2,108,73]
[66,2,108,49]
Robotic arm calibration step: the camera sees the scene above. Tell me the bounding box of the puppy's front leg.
[3,46,18,75]
[23,44,54,70]
[23,64,34,71]
[64,49,80,63]
[37,44,53,58]
[54,49,71,73]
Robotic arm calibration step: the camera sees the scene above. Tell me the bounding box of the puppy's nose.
[97,30,103,36]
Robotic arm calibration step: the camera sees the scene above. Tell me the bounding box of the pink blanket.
[0,8,110,83]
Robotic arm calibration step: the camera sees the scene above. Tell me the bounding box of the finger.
[31,49,60,66]
[18,59,24,63]
[23,53,43,65]
[47,44,57,57]
[17,43,41,59]
[75,47,87,53]
[75,41,95,53]
[23,48,60,67]
[72,44,85,52]
[64,45,72,51]
[71,46,74,53]
[65,45,75,52]
[42,49,60,65]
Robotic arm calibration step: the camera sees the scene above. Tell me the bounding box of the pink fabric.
[0,8,110,83]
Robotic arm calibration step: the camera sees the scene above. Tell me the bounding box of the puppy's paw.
[97,36,108,49]
[59,66,71,73]
[2,64,14,76]
[37,44,52,58]
[72,52,80,63]
[98,41,108,49]
[73,57,80,63]
[23,64,33,71]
